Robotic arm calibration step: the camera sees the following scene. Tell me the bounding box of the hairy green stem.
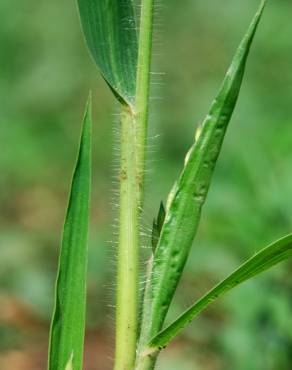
[135,353,158,370]
[115,107,140,370]
[135,0,154,197]
[134,0,155,368]
[114,0,154,368]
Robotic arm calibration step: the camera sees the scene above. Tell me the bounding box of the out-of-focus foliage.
[1,0,292,369]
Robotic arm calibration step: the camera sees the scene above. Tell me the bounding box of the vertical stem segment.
[115,0,154,369]
[135,353,158,370]
[115,107,140,370]
[135,0,154,198]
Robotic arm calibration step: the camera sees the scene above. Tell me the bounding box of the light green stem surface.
[114,0,154,368]
[135,0,154,198]
[115,107,140,370]
[135,348,158,370]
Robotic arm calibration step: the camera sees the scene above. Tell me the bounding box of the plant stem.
[115,106,140,370]
[135,353,158,370]
[135,0,154,198]
[114,0,154,368]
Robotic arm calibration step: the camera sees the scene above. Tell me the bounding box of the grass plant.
[47,1,292,369]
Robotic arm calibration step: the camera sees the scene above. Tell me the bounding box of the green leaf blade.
[148,0,266,338]
[148,233,292,351]
[77,0,138,106]
[48,96,92,370]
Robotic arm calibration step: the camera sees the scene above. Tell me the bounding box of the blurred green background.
[1,0,292,369]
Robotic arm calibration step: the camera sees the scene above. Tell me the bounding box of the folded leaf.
[48,96,92,370]
[148,233,292,351]
[148,0,266,338]
[77,0,138,106]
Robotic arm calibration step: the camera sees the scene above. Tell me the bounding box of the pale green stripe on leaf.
[148,0,266,338]
[48,96,92,370]
[148,233,292,351]
[64,353,74,370]
[77,0,138,106]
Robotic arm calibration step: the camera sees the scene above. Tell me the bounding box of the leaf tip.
[85,91,92,115]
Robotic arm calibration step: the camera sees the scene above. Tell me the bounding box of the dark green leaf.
[151,202,166,252]
[157,202,166,232]
[48,96,92,370]
[77,0,138,106]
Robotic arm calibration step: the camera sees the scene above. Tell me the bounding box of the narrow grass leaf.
[148,233,292,351]
[148,1,266,338]
[48,96,92,370]
[77,0,138,106]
